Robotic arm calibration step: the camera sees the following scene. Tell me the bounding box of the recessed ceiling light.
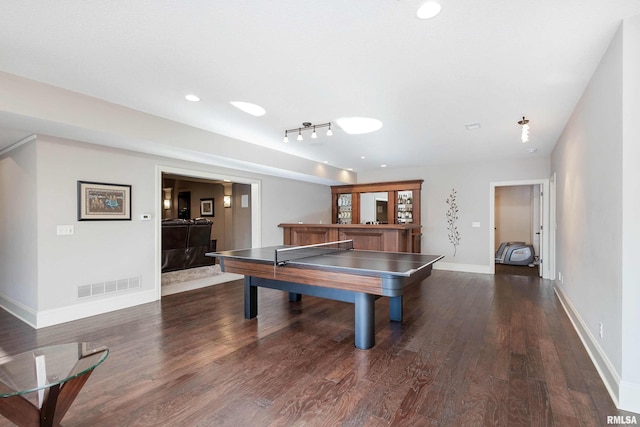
[335,117,383,135]
[185,94,200,102]
[360,156,366,159]
[230,101,266,117]
[347,168,353,171]
[465,123,481,130]
[417,1,442,19]
[380,164,388,168]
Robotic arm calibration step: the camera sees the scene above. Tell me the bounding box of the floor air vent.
[77,276,141,299]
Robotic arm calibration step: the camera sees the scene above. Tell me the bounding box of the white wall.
[260,176,332,246]
[552,16,640,412]
[495,185,533,247]
[0,135,330,328]
[231,183,252,250]
[36,138,160,313]
[552,20,623,399]
[0,140,38,323]
[620,14,640,411]
[359,156,550,271]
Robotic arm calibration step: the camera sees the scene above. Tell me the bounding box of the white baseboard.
[35,288,159,328]
[553,283,622,407]
[0,292,38,327]
[433,261,491,274]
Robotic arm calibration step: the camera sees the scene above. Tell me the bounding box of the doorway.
[375,200,388,224]
[489,179,551,279]
[177,191,191,219]
[155,165,261,299]
[494,185,540,276]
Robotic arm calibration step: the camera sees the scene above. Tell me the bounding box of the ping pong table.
[208,240,443,350]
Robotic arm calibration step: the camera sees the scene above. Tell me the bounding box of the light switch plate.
[56,225,74,235]
[471,222,480,228]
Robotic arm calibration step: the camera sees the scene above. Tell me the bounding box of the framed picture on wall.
[200,198,214,217]
[77,181,132,221]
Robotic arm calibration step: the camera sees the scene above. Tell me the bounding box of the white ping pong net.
[274,240,354,266]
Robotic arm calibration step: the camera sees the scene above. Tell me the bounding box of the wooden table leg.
[50,370,95,426]
[0,386,40,427]
[0,368,98,427]
[39,383,60,426]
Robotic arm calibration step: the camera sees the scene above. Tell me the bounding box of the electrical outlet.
[599,322,603,338]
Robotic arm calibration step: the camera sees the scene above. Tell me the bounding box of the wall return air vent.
[77,276,141,299]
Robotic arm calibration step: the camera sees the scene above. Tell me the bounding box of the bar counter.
[278,223,422,253]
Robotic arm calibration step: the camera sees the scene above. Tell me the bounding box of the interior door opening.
[490,179,551,279]
[494,185,541,276]
[156,166,261,298]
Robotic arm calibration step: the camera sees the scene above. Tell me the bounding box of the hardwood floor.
[1,270,636,426]
[494,263,540,277]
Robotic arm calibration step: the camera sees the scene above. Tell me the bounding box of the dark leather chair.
[161,219,215,272]
[161,219,190,272]
[186,219,215,269]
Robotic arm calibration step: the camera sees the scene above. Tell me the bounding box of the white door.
[535,185,543,277]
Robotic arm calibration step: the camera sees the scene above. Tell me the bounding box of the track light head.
[283,122,333,142]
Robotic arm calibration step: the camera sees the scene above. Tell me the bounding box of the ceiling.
[1,1,639,175]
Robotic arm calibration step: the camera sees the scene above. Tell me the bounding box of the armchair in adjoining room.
[185,218,216,269]
[161,219,216,273]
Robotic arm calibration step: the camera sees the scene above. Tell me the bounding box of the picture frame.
[200,198,214,217]
[77,181,132,221]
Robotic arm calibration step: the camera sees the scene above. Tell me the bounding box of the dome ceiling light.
[417,1,442,20]
[335,117,383,135]
[230,101,266,117]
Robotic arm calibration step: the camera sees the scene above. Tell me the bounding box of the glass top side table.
[0,342,108,427]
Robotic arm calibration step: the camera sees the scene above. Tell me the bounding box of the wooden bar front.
[278,223,422,253]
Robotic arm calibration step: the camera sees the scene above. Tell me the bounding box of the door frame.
[489,179,552,279]
[154,165,262,299]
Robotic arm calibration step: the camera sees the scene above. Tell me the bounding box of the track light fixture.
[283,122,333,142]
[518,116,530,143]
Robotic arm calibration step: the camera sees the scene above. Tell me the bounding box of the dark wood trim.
[331,179,423,194]
[279,223,420,253]
[330,180,423,251]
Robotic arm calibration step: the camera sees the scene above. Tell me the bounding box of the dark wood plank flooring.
[0,270,636,426]
[494,263,540,277]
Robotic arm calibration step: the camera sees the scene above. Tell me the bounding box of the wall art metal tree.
[446,188,461,256]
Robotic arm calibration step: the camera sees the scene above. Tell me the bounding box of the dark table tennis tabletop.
[211,246,443,278]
